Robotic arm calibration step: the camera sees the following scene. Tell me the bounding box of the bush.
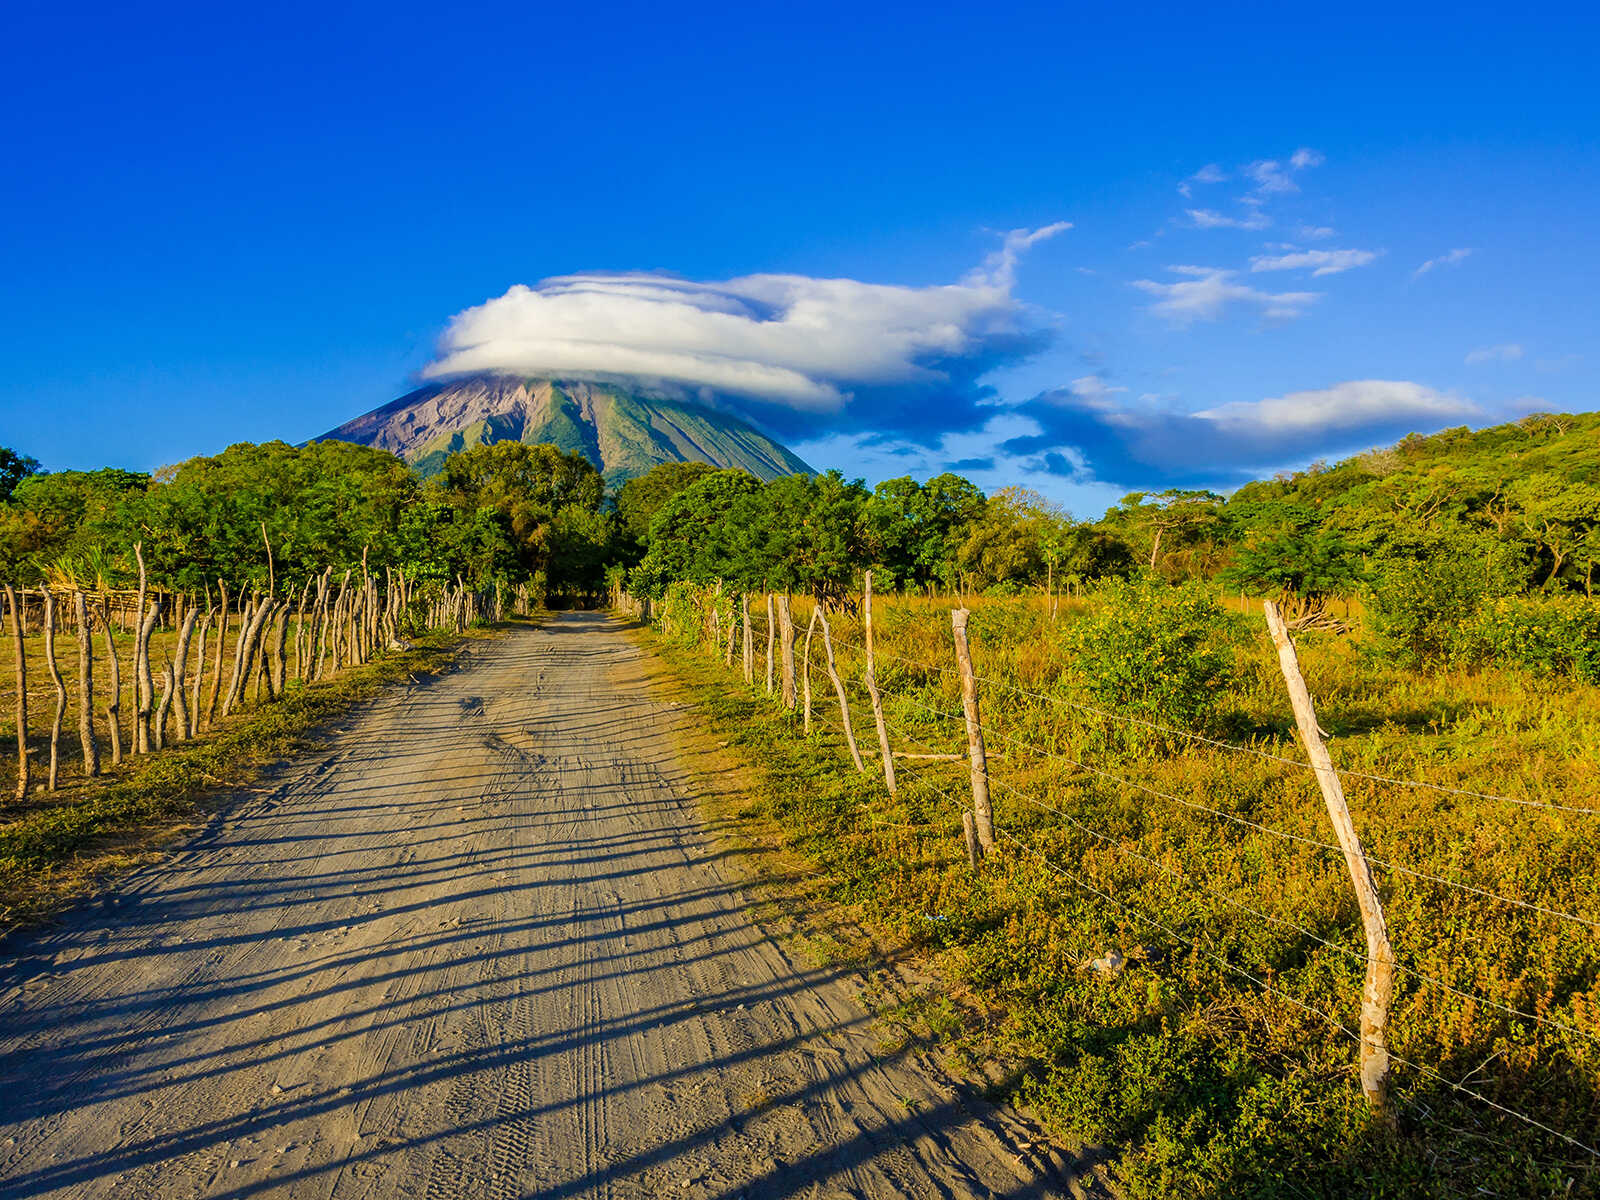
[1064,576,1240,731]
[1463,593,1600,682]
[1366,540,1519,667]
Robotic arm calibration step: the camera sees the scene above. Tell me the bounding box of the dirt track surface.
[0,613,1084,1199]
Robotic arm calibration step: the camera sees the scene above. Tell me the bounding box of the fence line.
[815,620,1599,818]
[631,582,1599,1160]
[814,664,1600,1047]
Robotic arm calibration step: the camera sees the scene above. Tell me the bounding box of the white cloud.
[1243,158,1297,198]
[1188,207,1270,231]
[1299,225,1336,240]
[1179,163,1227,197]
[1132,266,1319,324]
[970,221,1073,290]
[1062,375,1128,406]
[1413,248,1474,278]
[1464,343,1523,365]
[424,223,1069,411]
[1193,380,1477,438]
[1249,248,1382,276]
[1290,147,1325,170]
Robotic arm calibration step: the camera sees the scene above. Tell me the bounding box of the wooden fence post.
[765,593,776,696]
[802,607,818,735]
[43,592,65,790]
[741,593,754,685]
[817,605,865,772]
[100,597,124,765]
[862,572,896,795]
[950,608,995,854]
[6,585,29,800]
[74,591,98,776]
[1263,599,1396,1122]
[777,594,796,709]
[206,581,229,726]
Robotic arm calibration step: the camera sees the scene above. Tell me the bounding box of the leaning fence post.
[862,571,896,795]
[817,605,866,772]
[950,608,994,855]
[1263,599,1396,1122]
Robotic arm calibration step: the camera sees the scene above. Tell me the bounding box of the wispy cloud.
[1132,266,1319,325]
[1465,343,1523,365]
[1290,147,1325,170]
[1249,248,1382,276]
[1187,207,1269,231]
[1413,247,1474,278]
[1535,353,1583,374]
[971,221,1073,290]
[1244,159,1299,197]
[1178,162,1227,197]
[1299,224,1336,240]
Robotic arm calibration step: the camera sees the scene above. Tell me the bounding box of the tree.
[1100,489,1224,575]
[429,442,609,590]
[614,462,718,557]
[633,470,764,596]
[0,447,41,503]
[865,472,985,591]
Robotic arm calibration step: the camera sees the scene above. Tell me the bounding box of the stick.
[205,581,229,728]
[101,597,124,765]
[950,608,994,854]
[6,585,29,800]
[133,544,152,754]
[802,606,818,736]
[777,593,796,709]
[817,605,865,772]
[171,599,198,740]
[1264,600,1396,1121]
[43,592,65,789]
[862,571,896,795]
[75,591,98,776]
[765,593,775,696]
[741,593,753,685]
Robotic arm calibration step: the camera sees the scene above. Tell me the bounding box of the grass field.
[652,585,1600,1199]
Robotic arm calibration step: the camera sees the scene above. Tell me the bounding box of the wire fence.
[631,580,1600,1176]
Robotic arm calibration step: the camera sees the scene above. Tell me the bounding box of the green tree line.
[6,407,1600,673]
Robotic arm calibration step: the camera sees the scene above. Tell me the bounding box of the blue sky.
[2,1,1595,517]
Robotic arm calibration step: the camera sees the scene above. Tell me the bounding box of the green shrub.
[1366,540,1519,666]
[1064,575,1240,730]
[1463,593,1600,682]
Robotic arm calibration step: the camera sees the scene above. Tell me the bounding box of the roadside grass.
[0,627,491,934]
[648,594,1600,1200]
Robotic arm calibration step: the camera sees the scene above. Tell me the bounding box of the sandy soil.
[0,613,1094,1199]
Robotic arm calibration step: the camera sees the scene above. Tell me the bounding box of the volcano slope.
[0,613,1089,1199]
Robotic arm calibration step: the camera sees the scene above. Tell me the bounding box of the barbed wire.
[670,616,1600,1159]
[818,617,1600,817]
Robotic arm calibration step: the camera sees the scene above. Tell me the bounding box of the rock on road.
[0,613,1084,1199]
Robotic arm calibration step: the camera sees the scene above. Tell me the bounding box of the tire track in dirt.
[0,613,1100,1199]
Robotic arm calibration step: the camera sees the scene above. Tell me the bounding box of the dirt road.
[0,614,1084,1199]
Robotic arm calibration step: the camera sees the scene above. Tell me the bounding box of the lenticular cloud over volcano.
[422,226,1067,431]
